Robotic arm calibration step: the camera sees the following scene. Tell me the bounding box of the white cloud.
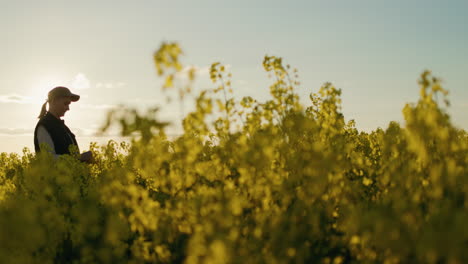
[194,65,211,76]
[0,74,127,106]
[0,94,33,104]
[70,73,91,90]
[71,126,123,137]
[95,81,126,90]
[70,73,127,91]
[71,127,96,137]
[176,65,212,79]
[0,127,33,135]
[116,82,126,88]
[96,82,110,89]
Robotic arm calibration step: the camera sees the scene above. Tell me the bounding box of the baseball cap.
[48,86,80,102]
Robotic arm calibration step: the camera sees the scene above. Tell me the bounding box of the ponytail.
[38,100,48,119]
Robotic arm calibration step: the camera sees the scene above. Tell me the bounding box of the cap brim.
[70,94,80,102]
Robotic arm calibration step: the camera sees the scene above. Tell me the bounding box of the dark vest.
[34,112,79,155]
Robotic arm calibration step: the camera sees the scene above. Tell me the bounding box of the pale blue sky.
[1,0,467,153]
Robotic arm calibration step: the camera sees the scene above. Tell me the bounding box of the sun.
[29,76,67,106]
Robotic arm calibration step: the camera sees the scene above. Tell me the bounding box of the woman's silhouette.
[34,86,93,162]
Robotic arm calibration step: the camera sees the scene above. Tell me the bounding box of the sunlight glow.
[29,76,67,106]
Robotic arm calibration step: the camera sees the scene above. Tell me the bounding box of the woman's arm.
[37,125,59,159]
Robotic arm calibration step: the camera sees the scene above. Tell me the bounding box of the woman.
[34,86,93,163]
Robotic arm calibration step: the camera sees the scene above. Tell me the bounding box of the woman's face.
[50,96,72,117]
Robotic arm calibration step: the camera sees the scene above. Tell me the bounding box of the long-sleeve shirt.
[36,125,60,158]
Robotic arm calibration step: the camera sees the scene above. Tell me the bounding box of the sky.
[1,0,467,154]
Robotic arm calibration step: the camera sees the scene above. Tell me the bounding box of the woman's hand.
[80,151,94,163]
